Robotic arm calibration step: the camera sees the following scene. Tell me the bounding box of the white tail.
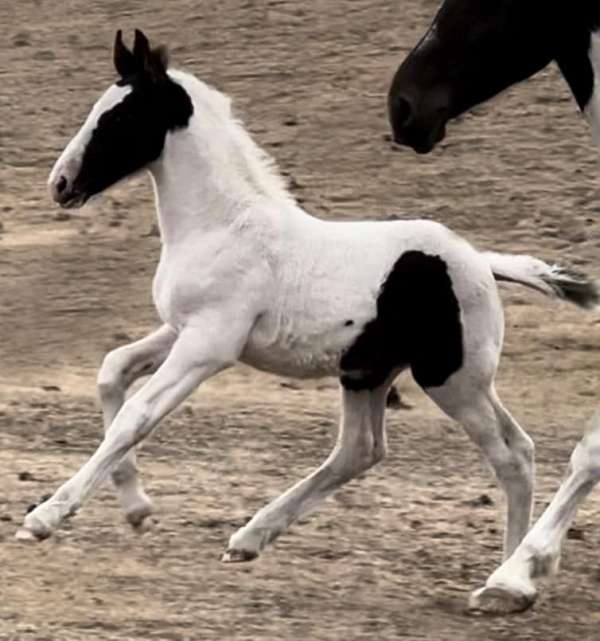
[484,252,600,310]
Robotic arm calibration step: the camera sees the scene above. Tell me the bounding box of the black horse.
[388,1,600,153]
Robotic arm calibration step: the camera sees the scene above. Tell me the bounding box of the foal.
[19,32,599,576]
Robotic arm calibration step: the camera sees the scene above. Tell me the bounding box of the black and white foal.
[388,1,600,153]
[19,32,599,581]
[388,1,600,611]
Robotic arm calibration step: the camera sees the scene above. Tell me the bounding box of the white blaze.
[48,84,132,187]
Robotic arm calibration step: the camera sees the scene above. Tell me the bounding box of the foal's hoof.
[125,503,153,530]
[15,526,49,542]
[469,584,536,614]
[16,508,55,542]
[221,548,259,563]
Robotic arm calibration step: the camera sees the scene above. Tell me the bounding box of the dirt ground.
[2,0,600,639]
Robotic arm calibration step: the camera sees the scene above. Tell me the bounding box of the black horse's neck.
[556,8,600,110]
[389,1,600,152]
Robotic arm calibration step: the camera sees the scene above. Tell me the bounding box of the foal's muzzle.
[49,174,87,209]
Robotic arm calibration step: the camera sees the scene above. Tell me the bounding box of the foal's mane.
[169,69,294,204]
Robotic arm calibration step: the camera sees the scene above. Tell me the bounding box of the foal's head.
[49,30,193,208]
[388,1,598,153]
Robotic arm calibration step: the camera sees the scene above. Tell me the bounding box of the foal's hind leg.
[470,412,600,614]
[425,377,535,559]
[96,325,176,527]
[223,380,391,562]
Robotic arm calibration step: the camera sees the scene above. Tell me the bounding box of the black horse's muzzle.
[388,92,449,154]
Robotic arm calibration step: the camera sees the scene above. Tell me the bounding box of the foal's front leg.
[223,382,390,562]
[17,325,241,541]
[97,324,177,528]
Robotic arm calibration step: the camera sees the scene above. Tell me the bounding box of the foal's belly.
[239,312,365,379]
[240,344,340,378]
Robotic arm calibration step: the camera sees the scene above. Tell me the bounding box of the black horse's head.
[388,0,599,153]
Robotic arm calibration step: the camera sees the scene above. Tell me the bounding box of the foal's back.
[240,210,498,382]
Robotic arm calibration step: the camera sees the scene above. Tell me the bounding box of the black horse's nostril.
[56,175,68,194]
[393,96,413,130]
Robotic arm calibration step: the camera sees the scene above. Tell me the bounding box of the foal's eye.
[112,112,131,126]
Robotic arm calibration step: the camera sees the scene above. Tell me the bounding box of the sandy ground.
[1,0,600,639]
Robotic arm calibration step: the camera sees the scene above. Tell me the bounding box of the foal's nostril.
[56,175,68,194]
[50,174,78,206]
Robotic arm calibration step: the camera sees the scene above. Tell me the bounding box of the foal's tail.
[483,252,600,310]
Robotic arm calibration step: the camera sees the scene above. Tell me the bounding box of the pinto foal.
[19,32,599,576]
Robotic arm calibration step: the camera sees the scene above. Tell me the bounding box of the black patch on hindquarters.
[340,251,463,391]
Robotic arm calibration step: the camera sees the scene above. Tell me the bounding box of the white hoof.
[17,501,63,541]
[14,527,43,542]
[15,519,51,542]
[125,500,153,530]
[469,583,537,614]
[226,524,276,562]
[221,548,259,564]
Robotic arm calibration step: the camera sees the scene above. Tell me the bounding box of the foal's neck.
[148,128,250,245]
[148,74,294,246]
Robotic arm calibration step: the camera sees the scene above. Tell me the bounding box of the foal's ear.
[133,28,151,60]
[114,29,137,78]
[134,28,169,81]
